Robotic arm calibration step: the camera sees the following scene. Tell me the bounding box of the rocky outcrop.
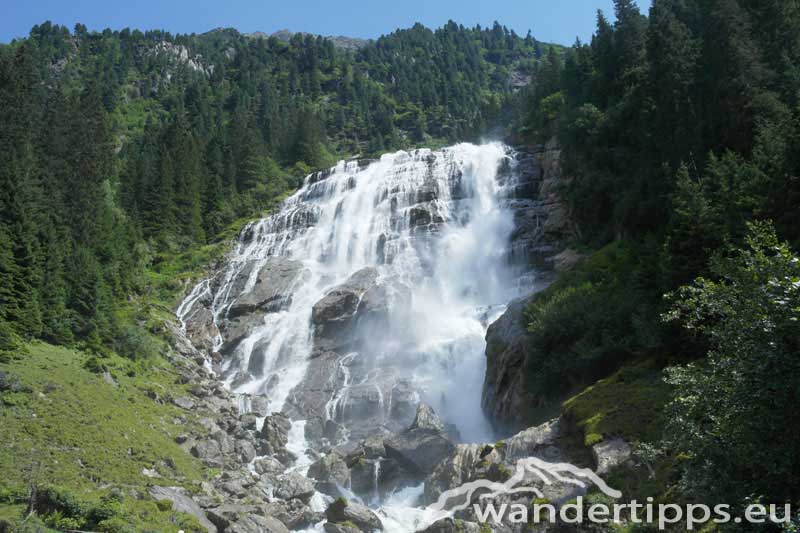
[164,141,591,533]
[283,353,419,445]
[383,404,455,478]
[264,499,323,530]
[206,504,260,531]
[409,403,445,432]
[481,141,577,432]
[221,258,310,358]
[152,322,326,532]
[308,452,351,497]
[227,257,309,318]
[311,267,378,353]
[481,295,538,433]
[149,486,218,533]
[502,141,575,266]
[146,41,213,81]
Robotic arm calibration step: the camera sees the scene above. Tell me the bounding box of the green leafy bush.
[523,241,661,399]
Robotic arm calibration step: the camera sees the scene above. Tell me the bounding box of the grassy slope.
[0,343,208,531]
[0,217,257,531]
[562,358,671,447]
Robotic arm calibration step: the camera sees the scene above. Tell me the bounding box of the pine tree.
[646,0,701,167]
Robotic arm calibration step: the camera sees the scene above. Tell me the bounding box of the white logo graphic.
[428,457,621,513]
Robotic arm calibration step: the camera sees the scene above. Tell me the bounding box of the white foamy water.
[179,142,534,530]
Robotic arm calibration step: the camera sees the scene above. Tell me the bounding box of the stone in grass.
[148,486,218,533]
[592,437,631,475]
[173,396,195,410]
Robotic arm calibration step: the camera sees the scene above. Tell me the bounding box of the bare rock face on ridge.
[482,141,577,432]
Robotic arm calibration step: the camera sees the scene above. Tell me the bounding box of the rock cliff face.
[482,140,576,432]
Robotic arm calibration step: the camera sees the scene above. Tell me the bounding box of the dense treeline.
[521,0,800,514]
[0,21,553,356]
[524,0,800,251]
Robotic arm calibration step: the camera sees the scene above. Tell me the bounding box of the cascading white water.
[179,141,534,530]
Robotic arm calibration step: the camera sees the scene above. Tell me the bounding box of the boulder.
[183,306,219,354]
[274,471,316,503]
[592,438,631,475]
[261,413,292,455]
[210,430,235,456]
[423,443,493,505]
[235,439,257,463]
[311,268,378,352]
[191,439,223,467]
[239,413,258,431]
[409,403,445,433]
[349,457,379,497]
[308,452,351,497]
[264,499,323,530]
[228,514,290,533]
[416,517,481,533]
[383,409,455,478]
[325,498,382,532]
[254,456,285,476]
[217,470,257,499]
[503,419,563,462]
[173,396,195,410]
[148,486,218,533]
[206,504,260,531]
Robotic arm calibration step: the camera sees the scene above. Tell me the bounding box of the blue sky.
[2,0,652,46]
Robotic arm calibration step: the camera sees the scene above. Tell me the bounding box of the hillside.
[2,1,800,531]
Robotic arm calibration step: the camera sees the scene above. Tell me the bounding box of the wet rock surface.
[311,267,379,353]
[227,257,310,318]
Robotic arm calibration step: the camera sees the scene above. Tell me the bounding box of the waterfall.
[181,141,532,447]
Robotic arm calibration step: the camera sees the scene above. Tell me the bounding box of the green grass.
[0,210,267,531]
[0,342,211,532]
[144,215,261,308]
[561,358,672,447]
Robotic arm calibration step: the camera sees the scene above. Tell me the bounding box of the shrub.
[523,241,660,399]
